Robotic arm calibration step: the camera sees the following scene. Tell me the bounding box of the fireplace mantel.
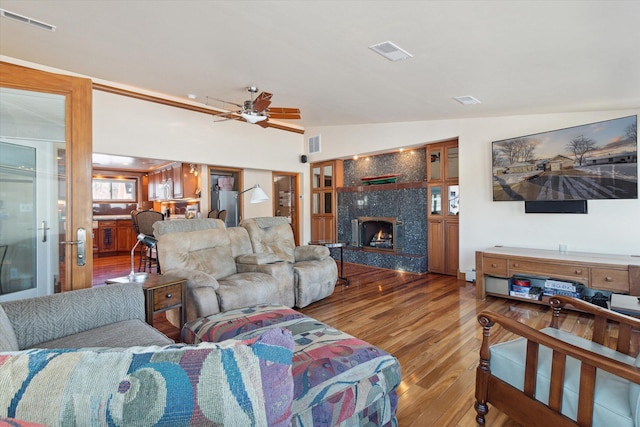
[338,181,428,193]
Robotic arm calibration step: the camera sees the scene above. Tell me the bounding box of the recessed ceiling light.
[187,94,197,100]
[0,9,56,31]
[369,41,413,62]
[453,95,482,105]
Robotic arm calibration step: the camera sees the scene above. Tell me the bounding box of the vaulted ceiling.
[1,1,639,130]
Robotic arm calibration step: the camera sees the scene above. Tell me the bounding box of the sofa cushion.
[490,327,635,427]
[0,305,19,352]
[242,218,296,263]
[31,319,172,348]
[158,228,237,279]
[182,304,401,426]
[217,273,281,312]
[630,354,640,426]
[0,328,294,427]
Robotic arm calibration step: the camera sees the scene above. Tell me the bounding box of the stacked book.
[543,279,582,298]
[509,278,543,300]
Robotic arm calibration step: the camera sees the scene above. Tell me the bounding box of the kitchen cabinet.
[172,162,198,199]
[310,160,343,242]
[98,220,117,254]
[427,139,459,276]
[148,163,198,200]
[116,219,136,252]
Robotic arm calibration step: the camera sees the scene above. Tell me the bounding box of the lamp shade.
[250,185,269,203]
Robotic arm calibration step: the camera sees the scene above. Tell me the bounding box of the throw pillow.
[0,328,294,426]
[0,305,18,352]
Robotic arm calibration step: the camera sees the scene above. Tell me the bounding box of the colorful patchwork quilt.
[183,304,401,427]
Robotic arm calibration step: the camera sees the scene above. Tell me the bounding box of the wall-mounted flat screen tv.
[492,115,637,201]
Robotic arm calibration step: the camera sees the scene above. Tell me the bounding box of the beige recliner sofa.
[154,219,294,325]
[240,217,338,308]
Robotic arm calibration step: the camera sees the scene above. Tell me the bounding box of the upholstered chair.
[240,217,338,308]
[154,219,293,326]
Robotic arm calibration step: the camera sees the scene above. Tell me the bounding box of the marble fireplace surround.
[335,149,428,273]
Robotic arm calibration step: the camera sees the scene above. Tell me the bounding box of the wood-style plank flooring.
[93,255,605,427]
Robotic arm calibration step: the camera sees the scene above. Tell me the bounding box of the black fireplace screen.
[352,217,402,250]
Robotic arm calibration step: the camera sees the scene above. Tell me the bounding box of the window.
[92,178,136,201]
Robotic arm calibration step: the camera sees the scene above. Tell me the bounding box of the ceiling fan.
[207,86,301,128]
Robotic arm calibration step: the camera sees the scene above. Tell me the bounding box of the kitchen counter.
[93,214,187,221]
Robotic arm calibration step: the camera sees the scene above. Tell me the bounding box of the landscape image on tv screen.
[492,115,637,201]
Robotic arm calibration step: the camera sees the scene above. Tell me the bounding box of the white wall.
[307,109,640,274]
[5,56,637,271]
[92,90,311,237]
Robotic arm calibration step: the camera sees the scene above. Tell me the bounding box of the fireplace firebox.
[351,217,402,251]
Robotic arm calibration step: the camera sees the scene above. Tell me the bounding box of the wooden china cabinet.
[427,139,459,276]
[310,160,343,242]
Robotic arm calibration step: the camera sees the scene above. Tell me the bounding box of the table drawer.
[591,268,629,293]
[153,284,182,310]
[508,259,589,282]
[484,256,508,277]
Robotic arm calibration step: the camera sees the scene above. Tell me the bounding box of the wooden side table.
[106,274,187,327]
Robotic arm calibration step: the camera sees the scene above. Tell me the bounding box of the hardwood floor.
[93,255,607,426]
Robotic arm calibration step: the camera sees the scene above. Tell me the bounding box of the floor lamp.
[234,184,269,226]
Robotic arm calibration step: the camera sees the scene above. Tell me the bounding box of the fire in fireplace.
[351,216,402,251]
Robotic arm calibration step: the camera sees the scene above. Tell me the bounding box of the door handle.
[36,220,51,243]
[60,228,86,266]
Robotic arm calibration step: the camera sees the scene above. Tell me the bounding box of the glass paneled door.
[0,89,66,301]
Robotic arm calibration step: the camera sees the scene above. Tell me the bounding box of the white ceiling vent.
[453,95,482,105]
[308,135,321,154]
[369,41,413,61]
[0,9,56,31]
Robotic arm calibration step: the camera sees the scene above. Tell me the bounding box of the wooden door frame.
[272,171,300,246]
[0,61,93,291]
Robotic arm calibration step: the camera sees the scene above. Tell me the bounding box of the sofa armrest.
[165,268,220,291]
[1,283,146,350]
[294,245,330,261]
[162,269,220,324]
[237,253,281,265]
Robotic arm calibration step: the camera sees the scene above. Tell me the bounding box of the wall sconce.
[189,164,199,176]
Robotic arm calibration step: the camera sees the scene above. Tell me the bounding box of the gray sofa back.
[0,283,145,350]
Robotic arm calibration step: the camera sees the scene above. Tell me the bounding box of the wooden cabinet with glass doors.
[427,140,459,276]
[310,160,343,242]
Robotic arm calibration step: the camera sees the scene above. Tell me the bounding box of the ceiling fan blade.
[266,107,299,114]
[206,96,244,109]
[252,92,273,112]
[268,113,301,120]
[257,119,271,128]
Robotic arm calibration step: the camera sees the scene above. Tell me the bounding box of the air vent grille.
[369,41,413,61]
[453,95,481,105]
[0,9,56,31]
[308,135,321,154]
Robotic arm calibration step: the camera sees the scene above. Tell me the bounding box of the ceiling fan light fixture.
[241,112,268,124]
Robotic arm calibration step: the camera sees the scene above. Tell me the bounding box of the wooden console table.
[476,246,640,302]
